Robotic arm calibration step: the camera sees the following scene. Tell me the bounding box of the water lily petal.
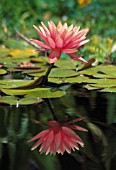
[63,48,77,53]
[49,50,61,63]
[68,53,88,63]
[56,36,63,48]
[31,39,51,49]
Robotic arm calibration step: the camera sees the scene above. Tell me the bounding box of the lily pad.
[9,48,37,58]
[48,75,92,84]
[1,88,66,98]
[84,78,116,91]
[55,58,78,69]
[79,65,116,78]
[0,80,34,89]
[100,87,116,92]
[29,68,79,78]
[0,69,7,75]
[0,95,43,105]
[49,68,79,78]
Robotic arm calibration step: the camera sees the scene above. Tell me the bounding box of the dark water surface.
[0,87,116,170]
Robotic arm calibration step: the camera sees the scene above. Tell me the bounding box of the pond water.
[0,86,116,170]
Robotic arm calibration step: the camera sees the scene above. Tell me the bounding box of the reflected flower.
[31,21,89,63]
[29,118,87,155]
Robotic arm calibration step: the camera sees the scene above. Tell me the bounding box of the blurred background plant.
[0,0,115,39]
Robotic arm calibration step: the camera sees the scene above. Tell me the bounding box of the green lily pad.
[29,68,79,78]
[49,68,79,78]
[18,96,43,105]
[0,96,17,105]
[84,78,116,91]
[97,65,116,77]
[79,65,116,78]
[0,80,34,89]
[100,87,116,92]
[48,75,92,84]
[55,58,78,69]
[0,69,7,75]
[9,48,37,58]
[0,96,43,105]
[1,88,66,98]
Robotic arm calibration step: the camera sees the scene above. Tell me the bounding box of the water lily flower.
[31,21,89,63]
[29,118,87,155]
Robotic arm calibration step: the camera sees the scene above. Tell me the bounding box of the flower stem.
[45,99,57,121]
[42,63,54,85]
[45,63,54,78]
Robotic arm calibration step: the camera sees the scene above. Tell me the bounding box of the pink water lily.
[29,118,88,155]
[31,21,89,63]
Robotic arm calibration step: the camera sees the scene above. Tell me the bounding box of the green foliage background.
[0,0,116,39]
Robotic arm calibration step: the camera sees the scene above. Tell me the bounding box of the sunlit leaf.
[0,80,34,89]
[0,96,42,105]
[55,58,77,69]
[9,48,37,58]
[0,69,7,75]
[1,88,66,98]
[49,68,79,78]
[18,96,43,105]
[100,87,116,92]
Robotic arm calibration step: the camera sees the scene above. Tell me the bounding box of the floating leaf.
[55,58,78,69]
[48,75,92,84]
[0,80,34,89]
[1,88,66,98]
[0,96,42,105]
[100,87,116,92]
[49,68,79,78]
[18,96,43,105]
[9,48,37,58]
[0,96,18,105]
[0,69,7,75]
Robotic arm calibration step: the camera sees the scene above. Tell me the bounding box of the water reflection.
[0,88,116,170]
